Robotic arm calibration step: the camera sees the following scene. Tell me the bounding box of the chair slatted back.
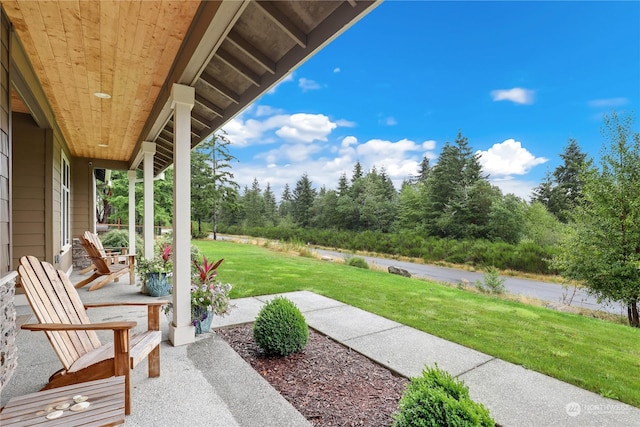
[83,231,108,258]
[18,256,102,370]
[79,234,112,274]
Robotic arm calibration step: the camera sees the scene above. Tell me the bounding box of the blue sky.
[222,1,640,201]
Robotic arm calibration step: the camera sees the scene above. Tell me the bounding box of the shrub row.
[221,225,557,275]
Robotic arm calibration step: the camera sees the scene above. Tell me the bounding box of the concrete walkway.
[5,282,640,426]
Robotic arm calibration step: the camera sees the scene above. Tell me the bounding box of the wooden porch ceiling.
[3,0,380,175]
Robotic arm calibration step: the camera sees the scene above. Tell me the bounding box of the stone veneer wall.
[73,237,92,269]
[0,275,17,392]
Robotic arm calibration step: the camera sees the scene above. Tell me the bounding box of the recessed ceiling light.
[97,144,109,148]
[93,92,111,99]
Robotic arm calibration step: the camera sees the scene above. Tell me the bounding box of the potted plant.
[163,255,234,334]
[136,242,172,297]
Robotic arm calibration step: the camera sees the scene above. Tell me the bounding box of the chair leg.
[75,273,101,289]
[88,274,116,291]
[149,346,160,378]
[79,263,95,274]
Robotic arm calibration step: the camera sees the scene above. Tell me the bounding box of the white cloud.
[275,113,337,143]
[491,87,535,105]
[254,105,282,117]
[422,140,437,151]
[588,97,628,108]
[335,119,356,127]
[298,78,321,92]
[223,112,338,146]
[489,176,538,201]
[382,116,397,126]
[333,67,341,73]
[476,139,548,176]
[267,73,295,95]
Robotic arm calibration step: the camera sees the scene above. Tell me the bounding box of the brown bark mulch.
[217,325,408,427]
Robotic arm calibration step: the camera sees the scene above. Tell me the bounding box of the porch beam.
[254,1,306,48]
[216,48,260,86]
[199,72,240,104]
[226,30,276,74]
[195,94,224,117]
[169,83,196,347]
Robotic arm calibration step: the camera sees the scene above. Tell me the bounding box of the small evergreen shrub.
[393,365,495,427]
[347,256,369,269]
[253,297,309,356]
[474,267,506,295]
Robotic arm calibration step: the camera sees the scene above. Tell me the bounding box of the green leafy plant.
[347,256,369,269]
[393,365,495,427]
[136,242,173,277]
[99,229,143,251]
[253,297,309,356]
[163,255,233,327]
[474,267,506,294]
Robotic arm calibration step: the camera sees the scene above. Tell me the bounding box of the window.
[61,153,70,248]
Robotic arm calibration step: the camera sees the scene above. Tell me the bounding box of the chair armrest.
[22,321,137,332]
[84,301,169,309]
[84,301,166,332]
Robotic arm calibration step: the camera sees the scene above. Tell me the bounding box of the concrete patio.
[3,272,640,426]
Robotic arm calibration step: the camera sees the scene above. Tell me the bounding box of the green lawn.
[194,239,640,408]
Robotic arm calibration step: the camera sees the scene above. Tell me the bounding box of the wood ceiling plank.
[111,0,142,158]
[80,1,103,155]
[59,1,94,156]
[38,1,80,154]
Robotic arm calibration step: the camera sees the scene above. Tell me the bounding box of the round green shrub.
[347,256,369,269]
[253,297,309,356]
[100,229,143,251]
[393,365,495,427]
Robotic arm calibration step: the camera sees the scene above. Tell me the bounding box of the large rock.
[388,266,411,278]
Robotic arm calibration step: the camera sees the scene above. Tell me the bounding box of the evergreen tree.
[423,132,488,237]
[552,112,640,326]
[263,183,278,226]
[279,183,293,219]
[416,155,431,183]
[292,173,317,227]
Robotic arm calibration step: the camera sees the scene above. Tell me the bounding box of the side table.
[0,376,125,427]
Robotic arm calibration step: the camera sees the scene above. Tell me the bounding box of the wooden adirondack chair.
[79,231,131,274]
[17,255,166,415]
[75,233,135,291]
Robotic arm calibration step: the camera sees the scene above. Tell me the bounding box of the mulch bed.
[217,324,409,426]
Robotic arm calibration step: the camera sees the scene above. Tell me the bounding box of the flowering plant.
[163,255,234,330]
[190,256,234,324]
[136,242,173,276]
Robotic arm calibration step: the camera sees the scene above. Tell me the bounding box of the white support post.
[142,142,156,259]
[127,170,137,256]
[169,83,195,346]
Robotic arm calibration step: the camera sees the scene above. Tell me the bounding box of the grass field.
[193,239,640,408]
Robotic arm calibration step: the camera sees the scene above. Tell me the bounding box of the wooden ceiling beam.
[216,48,260,86]
[254,1,306,48]
[199,72,240,104]
[154,146,173,163]
[195,94,224,117]
[227,30,276,74]
[191,111,211,127]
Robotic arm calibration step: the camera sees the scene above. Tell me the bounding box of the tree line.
[104,112,640,326]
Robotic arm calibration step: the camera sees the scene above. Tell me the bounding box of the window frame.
[61,152,70,251]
